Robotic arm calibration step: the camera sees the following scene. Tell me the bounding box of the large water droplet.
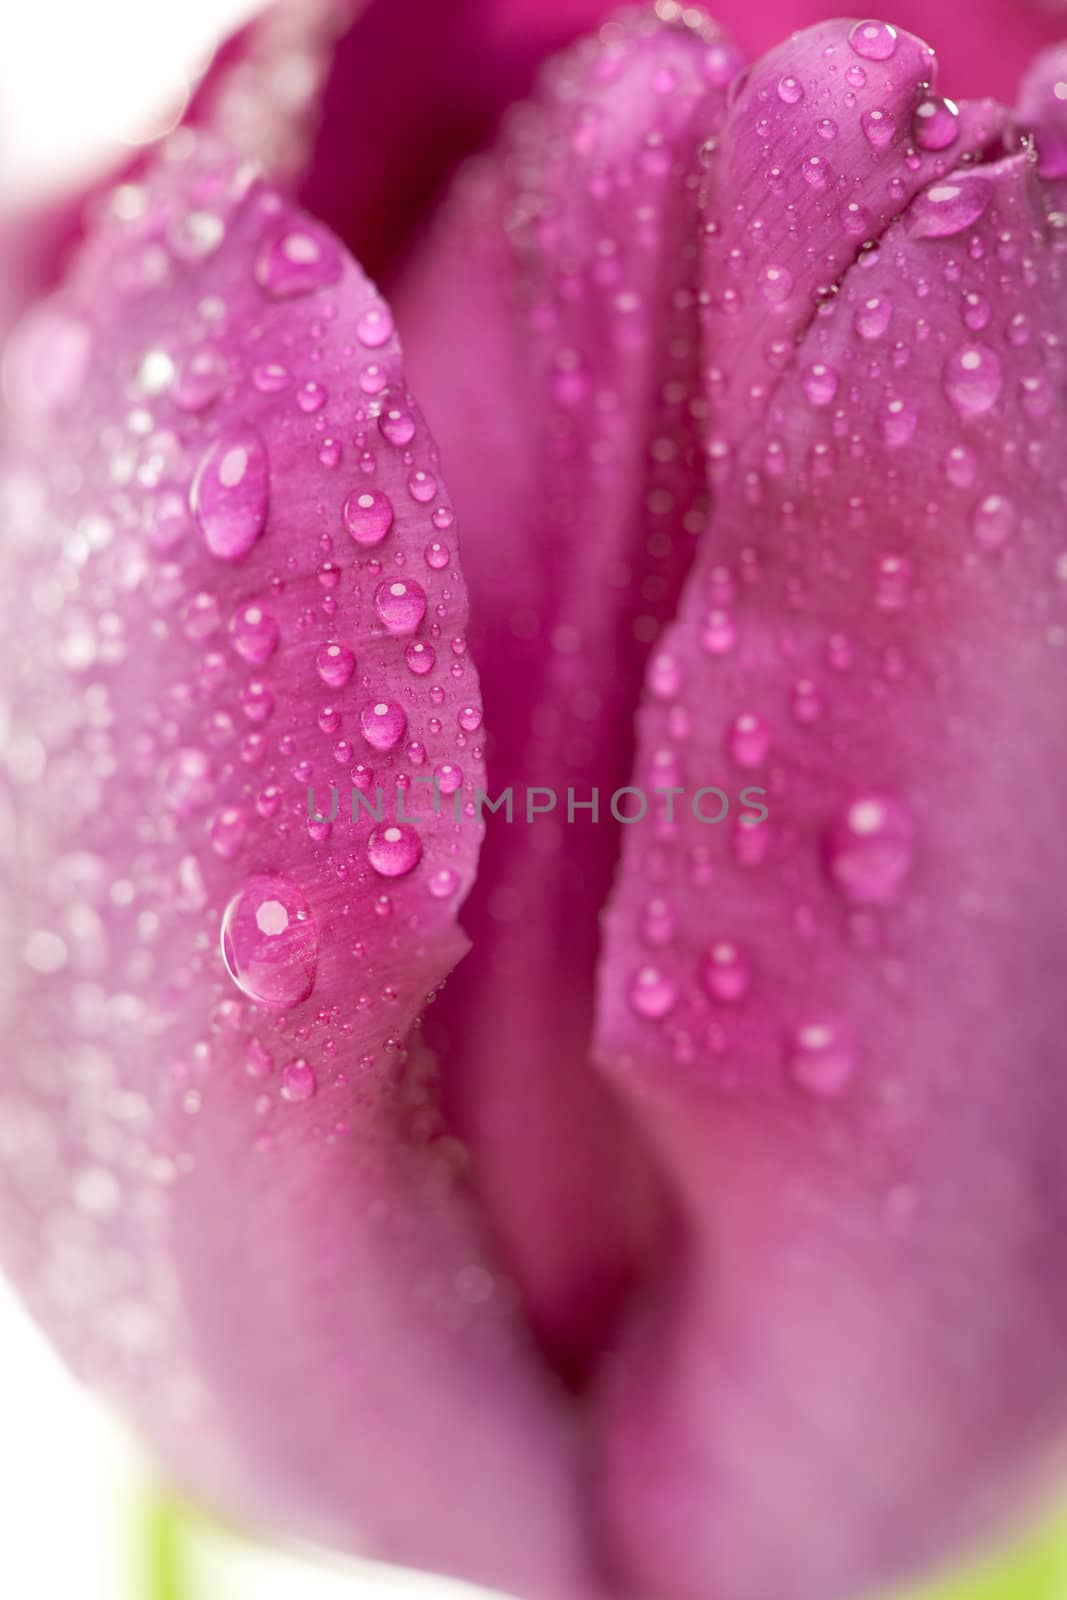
[229,602,279,665]
[192,429,269,562]
[848,20,898,60]
[344,488,394,546]
[629,965,677,1020]
[913,95,960,151]
[374,578,426,634]
[825,792,915,905]
[367,823,423,877]
[221,875,317,1008]
[316,642,355,688]
[944,345,1002,417]
[255,224,342,298]
[360,700,407,751]
[909,177,993,239]
[971,493,1015,550]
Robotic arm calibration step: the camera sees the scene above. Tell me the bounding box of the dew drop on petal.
[280,1057,318,1102]
[359,700,407,751]
[849,20,898,60]
[702,941,752,1003]
[727,712,771,768]
[316,642,355,688]
[802,363,839,407]
[356,302,394,347]
[786,1019,855,1096]
[192,430,269,562]
[375,578,426,633]
[971,493,1015,550]
[629,965,677,1020]
[909,178,993,239]
[367,824,422,877]
[379,406,416,447]
[861,107,896,147]
[825,792,915,905]
[913,95,960,151]
[343,487,394,546]
[406,640,435,675]
[428,868,459,900]
[221,875,317,1008]
[229,603,279,665]
[944,344,1002,417]
[255,225,342,298]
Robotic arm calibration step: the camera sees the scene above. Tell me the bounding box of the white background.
[0,4,502,1597]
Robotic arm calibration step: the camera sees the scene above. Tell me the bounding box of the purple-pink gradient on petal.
[2,5,1067,1600]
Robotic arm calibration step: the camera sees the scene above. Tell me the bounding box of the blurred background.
[3,4,1067,1599]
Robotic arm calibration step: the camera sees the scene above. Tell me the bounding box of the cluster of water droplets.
[610,17,1067,1107]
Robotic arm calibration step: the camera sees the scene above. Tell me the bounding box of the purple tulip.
[2,3,1067,1598]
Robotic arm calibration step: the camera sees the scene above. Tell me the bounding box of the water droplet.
[786,1019,855,1096]
[861,106,897,148]
[229,603,279,665]
[374,578,426,634]
[280,1057,318,1102]
[727,712,771,768]
[913,95,960,151]
[428,867,459,899]
[759,265,793,305]
[874,553,913,610]
[343,487,394,546]
[855,295,892,341]
[803,154,830,190]
[255,224,342,298]
[649,652,684,699]
[379,406,416,447]
[367,823,422,877]
[944,344,1002,417]
[849,20,898,60]
[701,608,737,656]
[802,363,839,407]
[360,700,406,751]
[297,379,327,413]
[777,74,804,104]
[971,493,1015,550]
[174,347,226,412]
[702,941,752,1003]
[316,642,355,688]
[221,875,317,1008]
[880,397,917,448]
[192,429,269,562]
[944,443,978,488]
[425,540,450,570]
[356,302,394,347]
[406,640,435,675]
[629,965,677,1020]
[909,177,993,239]
[825,793,915,905]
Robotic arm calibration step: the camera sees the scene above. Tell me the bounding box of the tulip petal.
[592,48,1067,1600]
[0,135,604,1597]
[394,3,742,1380]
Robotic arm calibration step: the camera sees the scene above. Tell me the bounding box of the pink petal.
[394,4,742,1380]
[0,136,602,1597]
[592,29,1067,1600]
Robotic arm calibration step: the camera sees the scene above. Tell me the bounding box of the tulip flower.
[2,3,1067,1599]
